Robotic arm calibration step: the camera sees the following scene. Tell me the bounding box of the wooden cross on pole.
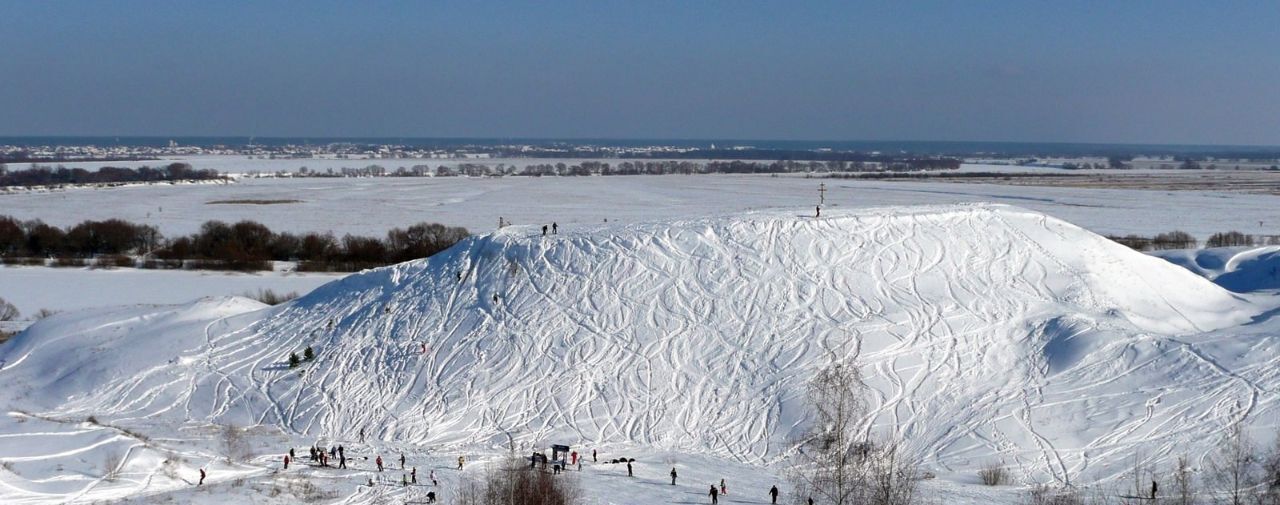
[818,183,827,205]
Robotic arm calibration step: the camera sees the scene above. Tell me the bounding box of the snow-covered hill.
[1,203,1277,503]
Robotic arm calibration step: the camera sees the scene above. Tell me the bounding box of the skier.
[376,455,384,472]
[412,467,417,484]
[720,478,727,495]
[339,453,347,469]
[627,460,633,477]
[400,453,406,469]
[670,467,678,485]
[710,484,719,504]
[198,468,206,486]
[552,222,558,234]
[593,449,597,462]
[458,455,465,470]
[284,454,290,470]
[542,225,548,236]
[770,484,780,504]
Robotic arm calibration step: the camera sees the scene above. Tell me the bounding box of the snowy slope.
[1,204,1277,503]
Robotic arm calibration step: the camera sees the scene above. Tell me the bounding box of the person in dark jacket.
[770,485,780,504]
[670,467,677,485]
[709,484,719,504]
[542,225,548,236]
[198,468,206,486]
[552,222,558,234]
[626,460,633,477]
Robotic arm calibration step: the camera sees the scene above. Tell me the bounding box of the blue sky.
[2,1,1278,144]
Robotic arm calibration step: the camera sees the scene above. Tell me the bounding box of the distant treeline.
[0,163,224,187]
[0,151,150,164]
[0,215,469,272]
[1107,230,1280,251]
[275,159,961,178]
[491,147,966,164]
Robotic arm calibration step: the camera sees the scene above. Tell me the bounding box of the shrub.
[979,462,1009,486]
[97,254,135,268]
[455,457,579,505]
[34,308,56,320]
[243,288,299,306]
[53,256,86,267]
[103,451,122,481]
[303,346,315,361]
[288,353,301,368]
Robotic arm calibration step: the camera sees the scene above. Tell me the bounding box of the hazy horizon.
[3,1,1279,145]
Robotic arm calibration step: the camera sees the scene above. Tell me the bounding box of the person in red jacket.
[284,454,290,470]
[376,455,384,472]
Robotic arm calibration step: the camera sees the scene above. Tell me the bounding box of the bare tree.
[1173,455,1196,505]
[788,360,871,505]
[1207,424,1258,505]
[0,297,17,321]
[220,423,250,463]
[1262,434,1280,505]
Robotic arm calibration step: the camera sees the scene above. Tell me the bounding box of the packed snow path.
[1,204,1277,503]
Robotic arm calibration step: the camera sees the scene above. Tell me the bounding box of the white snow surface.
[1,204,1278,504]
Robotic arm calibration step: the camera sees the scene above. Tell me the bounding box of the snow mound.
[2,204,1276,500]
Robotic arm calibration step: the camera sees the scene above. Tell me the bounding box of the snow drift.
[2,203,1276,498]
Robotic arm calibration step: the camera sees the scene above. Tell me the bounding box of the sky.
[1,1,1278,145]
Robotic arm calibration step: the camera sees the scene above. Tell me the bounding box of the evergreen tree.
[304,346,315,361]
[288,352,301,368]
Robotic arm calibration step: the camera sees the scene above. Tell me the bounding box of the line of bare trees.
[1108,230,1280,251]
[0,162,223,187]
[0,215,469,272]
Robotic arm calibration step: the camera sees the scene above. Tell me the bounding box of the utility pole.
[818,182,827,205]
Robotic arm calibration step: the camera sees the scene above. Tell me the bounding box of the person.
[552,222,558,234]
[553,463,562,475]
[400,453,406,469]
[710,484,719,504]
[309,446,317,461]
[412,467,417,484]
[770,485,780,504]
[330,446,337,458]
[815,205,821,218]
[402,474,408,487]
[338,445,344,458]
[431,469,438,486]
[670,467,678,485]
[720,478,727,495]
[339,453,346,469]
[426,491,437,503]
[627,460,633,477]
[290,447,296,460]
[458,455,465,470]
[571,451,578,466]
[808,497,814,505]
[284,454,290,470]
[542,225,548,236]
[1151,480,1158,499]
[592,449,597,462]
[198,468,206,486]
[376,455,384,472]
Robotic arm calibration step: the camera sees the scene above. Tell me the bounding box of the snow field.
[1,204,1278,504]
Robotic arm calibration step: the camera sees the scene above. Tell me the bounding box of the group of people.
[299,444,347,469]
[541,222,559,236]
